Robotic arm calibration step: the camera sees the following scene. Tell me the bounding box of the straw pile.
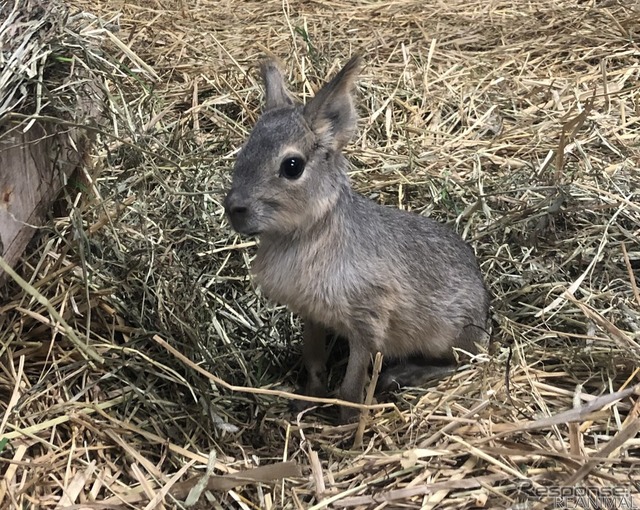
[1,0,639,508]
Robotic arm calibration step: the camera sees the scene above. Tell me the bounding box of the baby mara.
[225,56,490,423]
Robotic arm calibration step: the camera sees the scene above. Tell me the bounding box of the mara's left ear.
[261,59,295,111]
[303,55,361,149]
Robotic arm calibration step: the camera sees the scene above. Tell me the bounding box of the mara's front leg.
[302,319,328,398]
[339,335,377,424]
[339,301,391,423]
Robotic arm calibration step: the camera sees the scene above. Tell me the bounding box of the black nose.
[228,204,247,217]
[224,192,249,223]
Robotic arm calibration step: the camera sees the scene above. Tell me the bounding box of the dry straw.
[1,0,639,508]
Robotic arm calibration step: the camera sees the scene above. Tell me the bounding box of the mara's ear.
[303,55,361,149]
[260,59,295,111]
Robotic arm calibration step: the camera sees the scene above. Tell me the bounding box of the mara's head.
[224,56,361,236]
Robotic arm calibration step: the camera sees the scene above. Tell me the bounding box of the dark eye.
[279,156,305,179]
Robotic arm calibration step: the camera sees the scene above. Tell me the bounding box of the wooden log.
[0,119,93,283]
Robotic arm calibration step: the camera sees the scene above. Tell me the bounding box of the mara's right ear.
[260,59,295,111]
[303,55,361,150]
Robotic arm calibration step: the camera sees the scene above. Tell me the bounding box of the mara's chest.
[252,242,355,329]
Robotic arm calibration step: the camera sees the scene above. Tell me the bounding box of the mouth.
[228,222,261,237]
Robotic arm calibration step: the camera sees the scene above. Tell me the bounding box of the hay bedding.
[1,0,639,507]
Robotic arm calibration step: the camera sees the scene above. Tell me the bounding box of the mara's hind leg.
[376,323,489,394]
[376,361,456,393]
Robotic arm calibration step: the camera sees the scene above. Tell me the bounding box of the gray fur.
[225,56,490,422]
